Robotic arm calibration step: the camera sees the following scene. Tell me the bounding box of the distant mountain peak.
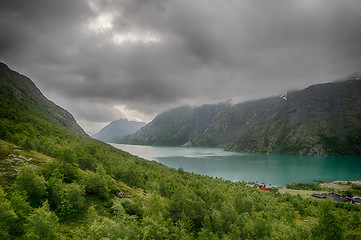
[93,118,146,143]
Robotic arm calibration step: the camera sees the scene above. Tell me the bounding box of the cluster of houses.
[246,183,275,192]
[311,192,361,204]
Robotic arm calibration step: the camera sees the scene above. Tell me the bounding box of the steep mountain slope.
[93,119,146,143]
[0,62,86,135]
[228,78,361,155]
[119,94,297,147]
[121,104,232,146]
[121,77,361,156]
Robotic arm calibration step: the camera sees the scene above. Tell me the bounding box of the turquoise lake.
[112,144,361,186]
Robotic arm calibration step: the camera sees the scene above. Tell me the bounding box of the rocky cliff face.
[120,76,361,156]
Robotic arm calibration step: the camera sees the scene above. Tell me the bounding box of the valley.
[0,63,360,239]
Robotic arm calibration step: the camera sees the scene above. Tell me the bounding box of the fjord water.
[112,144,361,186]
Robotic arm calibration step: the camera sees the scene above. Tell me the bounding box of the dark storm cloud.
[1,0,361,133]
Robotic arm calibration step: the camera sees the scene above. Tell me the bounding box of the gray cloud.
[1,0,361,133]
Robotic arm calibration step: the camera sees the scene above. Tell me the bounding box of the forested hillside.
[1,63,360,239]
[121,76,361,156]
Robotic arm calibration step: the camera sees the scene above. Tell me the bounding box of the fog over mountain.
[120,76,361,156]
[1,0,361,134]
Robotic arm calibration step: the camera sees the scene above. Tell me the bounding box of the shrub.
[0,187,18,239]
[14,165,47,207]
[24,201,60,240]
[47,177,85,219]
[82,165,116,199]
[9,191,33,236]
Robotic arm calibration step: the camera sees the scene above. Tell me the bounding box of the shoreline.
[330,180,361,185]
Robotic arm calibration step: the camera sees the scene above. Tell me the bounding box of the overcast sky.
[1,0,361,134]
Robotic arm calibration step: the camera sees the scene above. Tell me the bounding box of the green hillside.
[0,63,360,239]
[0,63,86,137]
[121,78,361,156]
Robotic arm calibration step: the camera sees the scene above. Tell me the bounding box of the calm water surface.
[112,144,361,186]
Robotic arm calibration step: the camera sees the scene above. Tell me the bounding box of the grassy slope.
[0,140,52,188]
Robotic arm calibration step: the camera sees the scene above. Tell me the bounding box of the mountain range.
[93,119,146,143]
[119,75,361,156]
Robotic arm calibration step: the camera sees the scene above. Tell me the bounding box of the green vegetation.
[1,63,361,239]
[349,184,361,197]
[1,145,360,239]
[318,128,361,156]
[286,182,323,191]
